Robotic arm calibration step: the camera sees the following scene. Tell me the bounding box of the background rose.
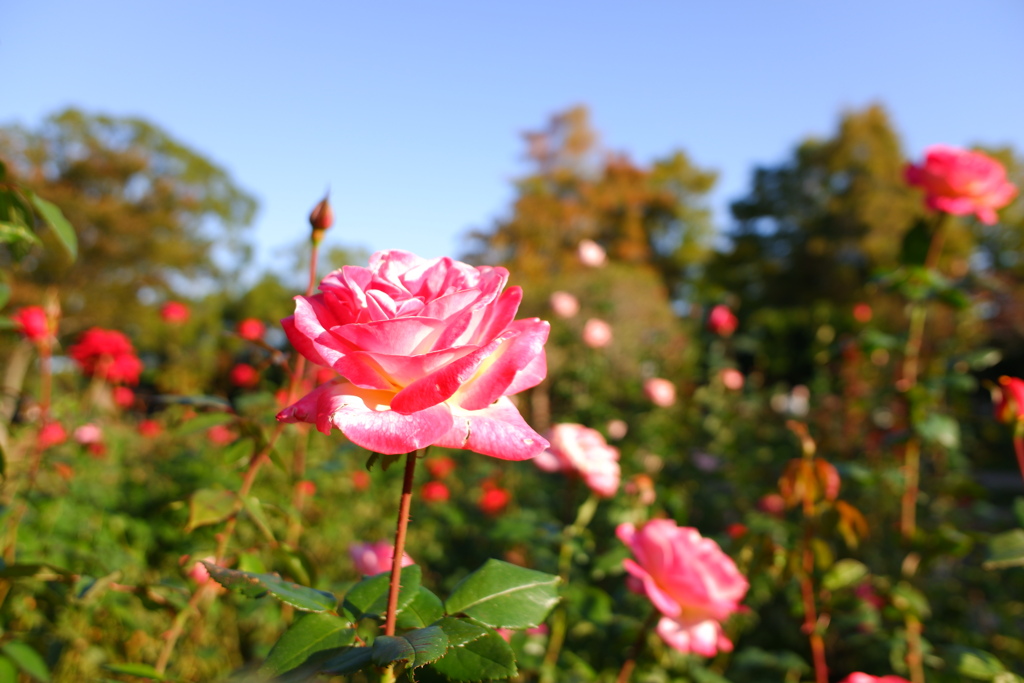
[643,378,676,407]
[707,305,738,337]
[617,519,748,657]
[13,306,51,343]
[349,541,414,576]
[839,675,911,683]
[905,145,1017,224]
[69,328,143,385]
[534,423,621,497]
[277,250,550,459]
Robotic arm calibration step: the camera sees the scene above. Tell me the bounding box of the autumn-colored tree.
[0,108,258,334]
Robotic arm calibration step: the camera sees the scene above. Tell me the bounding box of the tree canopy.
[0,108,258,333]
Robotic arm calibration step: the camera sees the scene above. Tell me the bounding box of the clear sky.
[2,1,1022,275]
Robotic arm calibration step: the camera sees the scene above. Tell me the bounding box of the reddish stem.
[385,450,419,636]
[1013,430,1024,484]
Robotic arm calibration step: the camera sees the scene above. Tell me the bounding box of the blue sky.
[2,1,1022,275]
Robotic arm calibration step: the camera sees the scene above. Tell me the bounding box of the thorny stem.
[895,213,949,683]
[540,493,600,682]
[798,450,828,683]
[385,450,420,637]
[615,609,660,683]
[381,450,420,683]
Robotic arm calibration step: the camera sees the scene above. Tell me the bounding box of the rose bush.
[534,423,621,497]
[617,519,748,657]
[905,144,1017,224]
[277,250,550,459]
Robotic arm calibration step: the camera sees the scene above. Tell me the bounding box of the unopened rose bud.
[309,194,334,243]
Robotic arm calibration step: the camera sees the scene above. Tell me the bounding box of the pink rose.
[37,422,67,450]
[161,301,190,324]
[839,675,911,683]
[535,423,620,497]
[905,145,1017,225]
[643,378,676,407]
[577,239,606,267]
[237,318,266,341]
[606,419,628,440]
[13,306,52,343]
[995,376,1024,423]
[707,305,738,337]
[73,423,103,445]
[69,328,143,385]
[349,541,414,576]
[617,519,748,657]
[549,291,580,319]
[720,368,744,391]
[277,250,550,460]
[582,318,612,348]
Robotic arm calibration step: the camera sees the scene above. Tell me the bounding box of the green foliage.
[444,559,559,629]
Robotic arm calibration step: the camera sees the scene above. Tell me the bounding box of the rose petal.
[456,319,550,410]
[434,397,549,460]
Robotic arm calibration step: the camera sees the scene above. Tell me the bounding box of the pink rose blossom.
[577,239,606,267]
[161,301,190,324]
[643,378,676,407]
[535,423,620,497]
[73,423,103,445]
[840,675,911,683]
[606,419,628,440]
[208,424,237,445]
[349,541,414,576]
[707,305,738,337]
[479,482,511,515]
[13,307,52,343]
[38,422,67,450]
[113,386,135,408]
[277,250,550,460]
[138,419,162,438]
[549,291,580,319]
[582,318,612,348]
[237,318,266,341]
[188,556,216,584]
[905,145,1017,224]
[720,368,744,391]
[617,519,748,657]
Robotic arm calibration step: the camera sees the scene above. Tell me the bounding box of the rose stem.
[385,450,421,636]
[541,492,599,683]
[615,609,659,683]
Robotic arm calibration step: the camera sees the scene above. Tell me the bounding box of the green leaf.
[984,529,1024,569]
[434,616,489,647]
[185,489,237,532]
[429,621,516,681]
[259,613,355,677]
[445,559,559,629]
[320,646,373,675]
[28,193,77,261]
[1,642,50,682]
[821,559,869,592]
[366,451,403,472]
[175,412,236,436]
[0,222,42,247]
[914,413,960,450]
[396,585,446,629]
[102,663,166,680]
[0,656,18,683]
[890,581,930,619]
[950,646,1007,680]
[371,626,448,669]
[202,562,337,612]
[0,281,10,310]
[242,496,276,543]
[900,220,931,266]
[342,564,422,621]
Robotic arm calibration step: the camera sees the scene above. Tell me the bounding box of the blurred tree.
[705,105,925,380]
[465,105,717,304]
[0,108,258,334]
